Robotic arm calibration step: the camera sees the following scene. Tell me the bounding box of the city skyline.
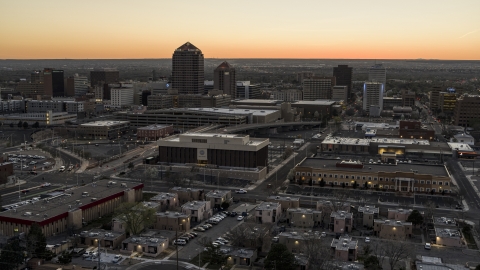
[1,0,479,60]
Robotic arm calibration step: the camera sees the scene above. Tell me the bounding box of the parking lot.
[6,149,54,173]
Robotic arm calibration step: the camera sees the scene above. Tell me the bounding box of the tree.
[9,123,14,128]
[221,201,230,210]
[287,169,295,182]
[27,223,47,258]
[264,244,297,270]
[0,239,25,270]
[346,108,355,116]
[203,243,227,265]
[17,121,22,128]
[313,111,320,119]
[128,162,134,169]
[32,122,40,128]
[57,251,72,264]
[319,179,325,187]
[301,234,332,269]
[407,210,424,227]
[114,202,156,235]
[282,147,294,160]
[382,241,413,270]
[23,122,28,129]
[364,255,382,270]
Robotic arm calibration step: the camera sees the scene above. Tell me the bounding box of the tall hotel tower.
[172,42,204,94]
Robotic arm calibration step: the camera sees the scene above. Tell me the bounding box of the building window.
[390,185,394,189]
[438,181,442,185]
[432,181,437,185]
[385,178,389,181]
[445,182,449,186]
[374,177,378,181]
[362,177,366,180]
[334,182,338,185]
[420,180,425,184]
[426,181,431,184]
[345,176,349,179]
[426,188,430,192]
[334,175,338,178]
[368,177,372,180]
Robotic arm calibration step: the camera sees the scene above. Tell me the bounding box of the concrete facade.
[374,219,412,240]
[255,202,281,224]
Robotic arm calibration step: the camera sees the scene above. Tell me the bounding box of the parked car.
[194,227,205,232]
[237,216,244,221]
[230,212,238,217]
[321,232,326,237]
[365,237,370,243]
[173,239,187,246]
[424,243,431,250]
[112,255,122,263]
[235,189,247,194]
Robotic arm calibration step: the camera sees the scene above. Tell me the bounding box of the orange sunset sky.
[1,0,479,60]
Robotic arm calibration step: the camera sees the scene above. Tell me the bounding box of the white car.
[235,189,247,194]
[424,243,431,250]
[59,166,65,172]
[237,216,244,221]
[112,255,122,263]
[365,237,370,243]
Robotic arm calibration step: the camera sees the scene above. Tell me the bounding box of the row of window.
[310,180,450,192]
[298,172,448,185]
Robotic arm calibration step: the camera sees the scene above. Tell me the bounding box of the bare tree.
[114,202,156,235]
[301,234,332,269]
[383,241,414,270]
[228,223,271,252]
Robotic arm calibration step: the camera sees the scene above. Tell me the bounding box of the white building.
[332,85,348,101]
[363,82,384,115]
[302,77,334,101]
[73,74,89,97]
[451,133,475,146]
[236,81,260,99]
[0,111,76,126]
[368,64,386,89]
[270,89,303,102]
[111,84,134,107]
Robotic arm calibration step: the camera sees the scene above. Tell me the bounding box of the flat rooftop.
[435,228,461,239]
[0,181,140,223]
[286,207,321,214]
[170,187,203,193]
[299,158,449,177]
[80,229,124,240]
[374,219,412,226]
[268,195,300,202]
[137,124,172,130]
[181,201,209,211]
[232,99,281,104]
[122,235,168,245]
[291,100,336,106]
[155,211,189,219]
[206,190,230,198]
[331,211,353,219]
[256,202,280,211]
[150,193,177,201]
[228,248,256,258]
[447,143,473,151]
[358,205,379,214]
[434,216,456,226]
[331,236,357,251]
[187,107,278,116]
[80,121,129,127]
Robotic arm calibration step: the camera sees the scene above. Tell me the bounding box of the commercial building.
[438,92,457,114]
[158,133,269,168]
[434,228,463,247]
[137,125,174,141]
[357,205,379,228]
[291,100,335,119]
[155,211,190,232]
[332,85,348,101]
[387,208,412,222]
[296,72,314,82]
[286,207,322,228]
[302,77,336,100]
[453,95,480,127]
[255,202,281,224]
[368,64,386,89]
[78,121,130,139]
[25,100,84,114]
[333,65,353,101]
[236,81,261,99]
[180,200,212,223]
[66,74,89,97]
[429,86,442,112]
[399,120,435,140]
[120,235,169,257]
[267,196,300,213]
[206,190,232,209]
[51,70,65,97]
[172,42,204,94]
[270,89,303,102]
[383,97,403,110]
[204,80,214,94]
[451,133,475,146]
[0,181,143,237]
[169,187,205,204]
[90,69,120,87]
[79,229,125,249]
[295,158,453,194]
[330,236,358,262]
[147,92,231,110]
[149,193,179,211]
[0,111,76,126]
[214,61,236,97]
[363,81,384,115]
[111,84,135,107]
[0,162,14,185]
[226,248,257,267]
[401,90,416,107]
[374,219,412,240]
[16,82,45,97]
[330,211,353,233]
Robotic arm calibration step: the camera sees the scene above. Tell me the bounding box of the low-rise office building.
[79,121,130,140]
[387,208,413,221]
[267,196,300,213]
[155,211,190,232]
[357,205,379,228]
[330,211,353,234]
[434,228,463,247]
[255,202,281,224]
[79,229,125,249]
[158,133,269,169]
[374,219,412,240]
[331,236,358,262]
[181,200,212,223]
[206,190,232,209]
[137,124,174,141]
[286,208,322,228]
[149,193,179,211]
[0,181,143,237]
[0,111,76,126]
[120,236,169,257]
[295,158,453,194]
[169,187,205,204]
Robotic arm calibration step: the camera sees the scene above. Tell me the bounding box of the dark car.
[230,211,237,217]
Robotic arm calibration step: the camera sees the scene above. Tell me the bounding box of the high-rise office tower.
[172,42,204,94]
[65,76,75,97]
[51,70,65,97]
[31,71,44,83]
[73,74,89,97]
[429,86,442,112]
[333,65,353,100]
[363,81,384,115]
[236,81,261,99]
[90,69,120,87]
[213,61,236,97]
[302,77,336,101]
[43,68,53,96]
[368,64,387,90]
